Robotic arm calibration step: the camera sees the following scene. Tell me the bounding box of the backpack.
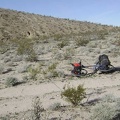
[96,54,111,71]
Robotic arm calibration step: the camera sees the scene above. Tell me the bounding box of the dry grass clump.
[114,39,120,46]
[31,97,44,120]
[49,102,61,111]
[0,65,4,74]
[97,30,109,39]
[0,41,10,54]
[75,37,89,46]
[0,116,10,120]
[57,40,68,48]
[43,62,60,78]
[28,66,40,80]
[52,46,75,62]
[26,52,38,62]
[91,95,120,120]
[27,62,62,80]
[5,77,18,87]
[63,47,75,60]
[91,102,116,120]
[53,34,63,41]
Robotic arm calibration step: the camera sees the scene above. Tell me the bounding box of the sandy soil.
[0,33,120,120]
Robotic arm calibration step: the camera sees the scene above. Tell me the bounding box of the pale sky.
[0,0,120,26]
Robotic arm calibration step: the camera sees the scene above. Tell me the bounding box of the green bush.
[61,85,86,106]
[5,77,18,87]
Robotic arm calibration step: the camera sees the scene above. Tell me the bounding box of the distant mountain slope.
[0,8,117,41]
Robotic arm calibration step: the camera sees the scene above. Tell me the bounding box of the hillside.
[0,8,119,41]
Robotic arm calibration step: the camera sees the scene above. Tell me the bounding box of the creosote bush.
[61,85,86,106]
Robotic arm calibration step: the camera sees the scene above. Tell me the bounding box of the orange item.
[73,63,81,67]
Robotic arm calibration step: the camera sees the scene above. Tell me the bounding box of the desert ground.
[0,31,120,120]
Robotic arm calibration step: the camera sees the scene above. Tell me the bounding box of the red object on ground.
[73,63,81,67]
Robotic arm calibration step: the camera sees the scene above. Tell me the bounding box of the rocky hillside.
[0,8,119,41]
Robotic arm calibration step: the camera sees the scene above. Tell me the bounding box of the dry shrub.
[63,47,75,60]
[0,41,10,54]
[32,97,44,120]
[91,95,120,120]
[57,40,68,48]
[0,65,4,74]
[43,63,59,78]
[91,102,116,120]
[114,39,120,46]
[12,38,38,62]
[5,77,18,87]
[28,66,40,80]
